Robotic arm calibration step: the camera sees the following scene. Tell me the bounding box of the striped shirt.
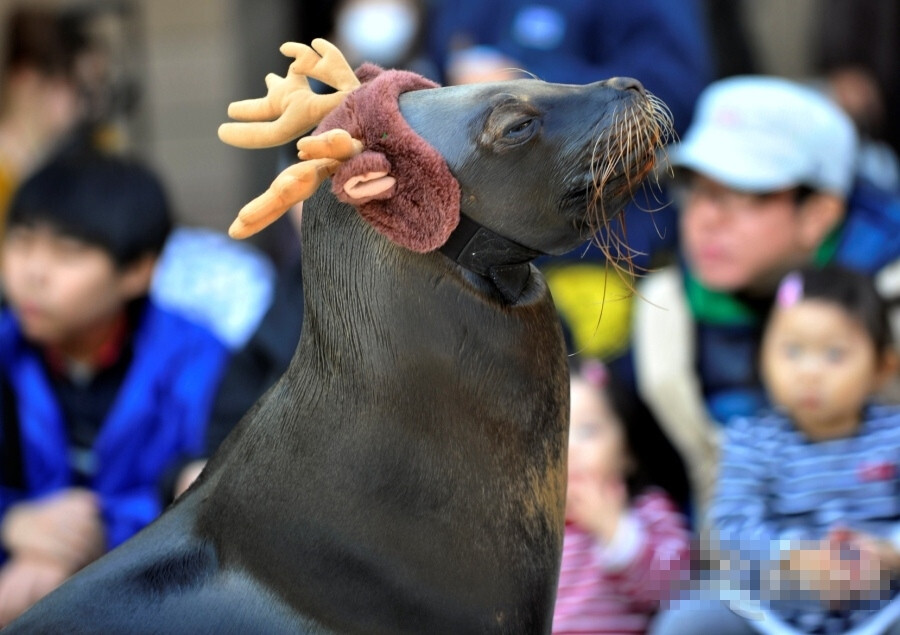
[713,405,900,549]
[710,405,900,632]
[553,489,691,634]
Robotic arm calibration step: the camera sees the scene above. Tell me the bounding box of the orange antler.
[219,39,365,239]
[218,38,360,148]
[227,130,365,239]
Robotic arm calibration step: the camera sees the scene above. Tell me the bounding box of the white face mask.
[336,1,418,67]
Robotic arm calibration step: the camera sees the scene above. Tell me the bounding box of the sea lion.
[5,67,671,633]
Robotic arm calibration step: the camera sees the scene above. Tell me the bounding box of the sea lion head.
[399,77,673,257]
[220,39,671,265]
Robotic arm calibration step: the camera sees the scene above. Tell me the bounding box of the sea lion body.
[6,77,667,634]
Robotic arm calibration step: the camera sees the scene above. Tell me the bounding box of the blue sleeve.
[709,418,782,553]
[102,488,161,550]
[95,307,228,547]
[167,332,229,458]
[0,318,19,563]
[98,335,227,548]
[706,418,793,596]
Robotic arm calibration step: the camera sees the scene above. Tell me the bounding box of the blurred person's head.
[1,152,172,348]
[760,265,896,441]
[669,76,859,295]
[567,360,638,504]
[0,6,90,146]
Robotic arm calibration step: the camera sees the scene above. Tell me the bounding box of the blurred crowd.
[0,0,899,631]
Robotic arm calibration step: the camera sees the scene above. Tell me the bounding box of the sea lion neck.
[296,189,553,376]
[195,189,569,631]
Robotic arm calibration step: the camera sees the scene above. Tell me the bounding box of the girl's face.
[567,376,628,484]
[761,299,887,440]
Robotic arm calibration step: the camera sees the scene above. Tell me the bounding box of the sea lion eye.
[481,100,542,149]
[504,117,537,139]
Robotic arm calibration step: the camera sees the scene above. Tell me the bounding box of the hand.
[784,543,840,601]
[827,527,899,593]
[835,529,900,574]
[1,488,105,569]
[0,555,70,626]
[565,475,627,543]
[783,529,895,607]
[174,460,207,499]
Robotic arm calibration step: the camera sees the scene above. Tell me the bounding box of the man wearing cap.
[624,76,900,521]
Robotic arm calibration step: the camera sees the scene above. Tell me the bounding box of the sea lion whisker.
[648,93,676,145]
[581,94,676,292]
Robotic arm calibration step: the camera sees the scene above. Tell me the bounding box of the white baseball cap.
[670,76,859,195]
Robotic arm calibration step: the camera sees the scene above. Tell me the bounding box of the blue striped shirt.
[709,404,900,632]
[712,405,900,548]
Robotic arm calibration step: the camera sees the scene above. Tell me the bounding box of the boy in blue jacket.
[0,151,228,624]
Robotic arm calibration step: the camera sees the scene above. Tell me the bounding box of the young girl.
[653,264,900,634]
[553,359,691,634]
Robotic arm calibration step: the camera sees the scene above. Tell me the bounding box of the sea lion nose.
[606,77,646,94]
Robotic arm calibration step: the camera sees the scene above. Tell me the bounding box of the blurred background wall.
[0,0,309,261]
[0,0,827,248]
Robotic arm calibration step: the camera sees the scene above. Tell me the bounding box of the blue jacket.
[427,0,712,137]
[836,178,900,273]
[0,301,228,559]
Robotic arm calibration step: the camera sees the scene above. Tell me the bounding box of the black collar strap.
[439,213,543,303]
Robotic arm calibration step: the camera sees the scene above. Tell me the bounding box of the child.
[653,264,900,634]
[554,359,691,634]
[0,151,229,624]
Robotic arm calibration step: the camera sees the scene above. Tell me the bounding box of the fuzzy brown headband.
[317,63,460,253]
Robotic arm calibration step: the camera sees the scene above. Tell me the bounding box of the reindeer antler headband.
[219,39,460,253]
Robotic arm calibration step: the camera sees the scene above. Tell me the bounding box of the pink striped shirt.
[553,489,691,634]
